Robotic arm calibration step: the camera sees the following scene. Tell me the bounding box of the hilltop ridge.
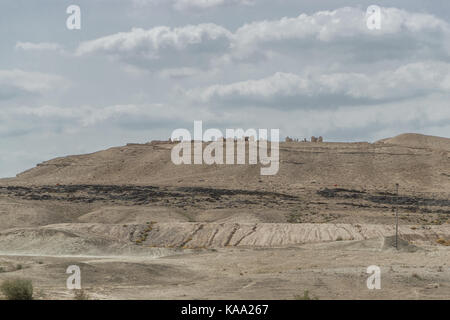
[2,133,448,195]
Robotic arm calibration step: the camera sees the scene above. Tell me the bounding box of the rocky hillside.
[3,134,449,195]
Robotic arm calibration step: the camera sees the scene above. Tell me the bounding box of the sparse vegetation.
[294,289,318,300]
[0,278,33,300]
[436,238,450,246]
[135,221,157,245]
[412,273,422,280]
[73,289,89,300]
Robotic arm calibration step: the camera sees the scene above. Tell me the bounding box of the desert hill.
[0,133,449,300]
[3,133,449,195]
[0,132,448,231]
[378,133,450,150]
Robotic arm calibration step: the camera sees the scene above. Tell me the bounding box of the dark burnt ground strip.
[317,188,450,214]
[0,185,300,209]
[176,186,297,199]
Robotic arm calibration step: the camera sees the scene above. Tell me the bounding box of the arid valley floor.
[0,133,449,299]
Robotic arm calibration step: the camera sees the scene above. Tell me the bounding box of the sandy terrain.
[1,240,448,300]
[0,133,449,299]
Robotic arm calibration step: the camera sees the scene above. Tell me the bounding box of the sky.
[0,0,449,177]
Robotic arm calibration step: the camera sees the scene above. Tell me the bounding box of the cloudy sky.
[1,0,449,177]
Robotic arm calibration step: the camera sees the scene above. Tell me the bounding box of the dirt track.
[1,240,449,300]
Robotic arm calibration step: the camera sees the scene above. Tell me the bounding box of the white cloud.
[236,7,449,43]
[210,93,450,142]
[231,7,450,59]
[0,69,68,98]
[75,7,450,74]
[185,62,450,106]
[15,42,63,52]
[76,24,232,71]
[158,67,201,78]
[132,0,254,10]
[5,103,189,130]
[76,24,232,55]
[173,0,254,10]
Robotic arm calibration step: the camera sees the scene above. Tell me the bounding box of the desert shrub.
[73,289,89,300]
[436,238,450,246]
[412,273,422,280]
[0,278,33,300]
[294,290,318,300]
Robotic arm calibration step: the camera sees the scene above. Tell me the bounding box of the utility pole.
[395,183,399,250]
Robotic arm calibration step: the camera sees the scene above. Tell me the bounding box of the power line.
[395,183,399,250]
